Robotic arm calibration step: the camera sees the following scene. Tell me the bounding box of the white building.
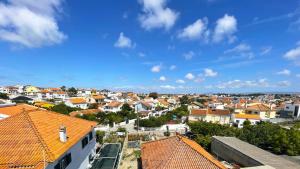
[232,114,261,128]
[284,102,300,118]
[65,97,88,109]
[103,101,123,112]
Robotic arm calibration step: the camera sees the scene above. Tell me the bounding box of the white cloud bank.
[138,0,179,30]
[185,73,195,80]
[0,0,66,48]
[159,76,166,81]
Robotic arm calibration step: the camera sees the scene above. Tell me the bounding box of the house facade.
[189,109,231,124]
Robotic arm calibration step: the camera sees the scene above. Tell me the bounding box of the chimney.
[59,125,67,143]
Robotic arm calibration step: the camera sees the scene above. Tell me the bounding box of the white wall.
[46,130,96,169]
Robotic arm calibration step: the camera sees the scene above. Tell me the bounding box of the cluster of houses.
[1,85,300,128]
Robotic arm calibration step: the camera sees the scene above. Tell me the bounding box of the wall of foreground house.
[46,130,96,169]
[211,137,262,167]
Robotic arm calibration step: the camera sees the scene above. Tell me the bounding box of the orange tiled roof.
[247,103,270,111]
[234,114,261,120]
[0,105,97,168]
[92,95,105,100]
[157,99,169,106]
[69,97,86,104]
[141,135,226,169]
[191,109,230,116]
[0,104,38,116]
[69,109,100,117]
[107,101,122,107]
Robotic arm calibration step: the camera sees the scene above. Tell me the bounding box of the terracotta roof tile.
[191,109,230,116]
[141,135,226,169]
[69,98,87,104]
[0,105,97,168]
[0,104,38,116]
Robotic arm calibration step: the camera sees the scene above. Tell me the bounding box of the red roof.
[141,135,226,169]
[191,109,230,116]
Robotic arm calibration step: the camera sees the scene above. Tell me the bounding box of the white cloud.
[277,69,291,76]
[204,68,218,77]
[178,18,208,40]
[114,32,134,48]
[296,74,300,78]
[185,73,195,80]
[183,51,195,60]
[159,76,166,81]
[213,14,237,43]
[277,81,290,87]
[176,79,185,84]
[151,65,161,72]
[260,46,272,55]
[138,0,179,30]
[160,85,176,90]
[138,52,146,57]
[283,46,300,60]
[224,43,251,54]
[169,65,176,70]
[224,43,254,59]
[0,0,66,48]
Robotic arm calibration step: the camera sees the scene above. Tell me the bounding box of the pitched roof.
[141,135,226,169]
[107,101,122,108]
[234,113,261,120]
[247,103,270,111]
[69,109,100,117]
[191,109,230,116]
[69,97,87,104]
[0,106,97,168]
[92,95,105,100]
[0,104,38,116]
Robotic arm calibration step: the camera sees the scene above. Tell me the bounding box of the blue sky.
[0,0,300,93]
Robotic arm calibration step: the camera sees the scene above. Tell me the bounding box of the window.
[82,137,89,149]
[54,153,72,169]
[89,132,93,141]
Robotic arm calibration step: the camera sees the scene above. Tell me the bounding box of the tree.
[149,92,158,99]
[67,87,77,96]
[180,95,190,105]
[0,93,9,100]
[88,103,98,109]
[243,119,251,126]
[121,103,133,112]
[60,86,66,92]
[96,131,105,144]
[51,103,80,115]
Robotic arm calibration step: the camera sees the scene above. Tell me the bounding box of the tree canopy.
[0,93,9,100]
[188,121,300,155]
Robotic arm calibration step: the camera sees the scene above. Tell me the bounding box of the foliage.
[75,114,97,121]
[148,92,158,99]
[88,103,98,109]
[96,131,105,144]
[188,121,300,156]
[0,93,9,99]
[60,86,66,92]
[171,105,189,118]
[117,127,127,132]
[67,87,77,96]
[243,119,251,126]
[139,115,172,128]
[51,103,81,115]
[180,95,190,105]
